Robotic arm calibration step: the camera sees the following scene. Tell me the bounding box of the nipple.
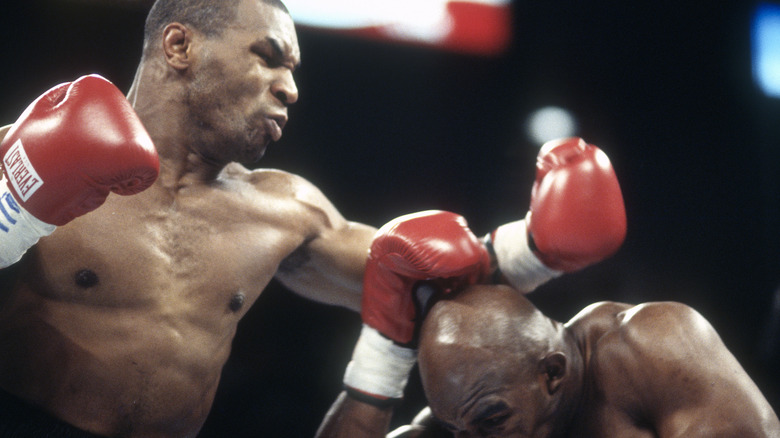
[74,269,99,288]
[229,292,246,312]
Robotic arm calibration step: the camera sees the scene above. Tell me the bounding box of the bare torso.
[0,163,372,437]
[563,302,656,438]
[565,301,780,438]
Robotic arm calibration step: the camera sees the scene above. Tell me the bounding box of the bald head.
[420,284,559,362]
[418,284,571,436]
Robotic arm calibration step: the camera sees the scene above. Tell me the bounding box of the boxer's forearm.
[315,391,393,438]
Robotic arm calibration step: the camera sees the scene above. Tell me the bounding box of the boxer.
[1,1,625,437]
[1,2,376,436]
[409,284,780,437]
[322,284,780,437]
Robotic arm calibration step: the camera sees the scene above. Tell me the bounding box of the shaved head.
[420,284,559,364]
[143,0,290,55]
[417,284,570,436]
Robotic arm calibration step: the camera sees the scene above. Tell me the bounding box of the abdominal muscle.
[0,280,241,438]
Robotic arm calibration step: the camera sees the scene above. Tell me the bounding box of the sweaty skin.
[416,285,780,438]
[0,2,376,437]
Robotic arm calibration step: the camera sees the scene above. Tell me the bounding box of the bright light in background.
[283,0,513,56]
[286,0,454,32]
[525,106,578,146]
[752,2,780,98]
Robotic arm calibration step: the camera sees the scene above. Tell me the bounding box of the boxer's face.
[421,350,558,437]
[186,0,300,164]
[419,328,557,437]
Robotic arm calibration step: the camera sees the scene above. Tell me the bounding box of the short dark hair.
[143,0,289,52]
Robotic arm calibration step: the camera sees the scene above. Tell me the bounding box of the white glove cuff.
[492,219,561,293]
[343,324,417,400]
[0,179,55,268]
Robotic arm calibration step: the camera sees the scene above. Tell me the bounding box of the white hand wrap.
[343,324,417,400]
[491,219,561,293]
[0,177,55,268]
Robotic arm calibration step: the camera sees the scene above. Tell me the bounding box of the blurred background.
[1,0,779,435]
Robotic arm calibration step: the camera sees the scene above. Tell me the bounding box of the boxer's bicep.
[299,219,375,311]
[272,176,375,311]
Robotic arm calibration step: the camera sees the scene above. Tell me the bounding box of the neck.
[554,326,588,436]
[548,324,587,438]
[128,59,227,187]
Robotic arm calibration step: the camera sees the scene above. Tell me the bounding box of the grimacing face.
[419,343,557,437]
[185,0,300,164]
[417,286,562,437]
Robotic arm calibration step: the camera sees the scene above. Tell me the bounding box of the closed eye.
[251,46,278,67]
[251,37,299,72]
[472,402,511,434]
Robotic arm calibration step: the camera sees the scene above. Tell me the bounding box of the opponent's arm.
[616,302,780,437]
[316,391,394,438]
[1,75,159,268]
[386,407,452,438]
[320,404,449,438]
[485,137,626,292]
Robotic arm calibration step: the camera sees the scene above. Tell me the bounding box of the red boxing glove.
[527,137,626,271]
[1,74,158,226]
[343,211,489,402]
[361,210,490,345]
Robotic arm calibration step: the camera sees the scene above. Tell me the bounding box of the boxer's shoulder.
[569,301,704,341]
[566,301,632,338]
[221,164,320,199]
[587,301,715,379]
[219,164,345,233]
[614,301,709,342]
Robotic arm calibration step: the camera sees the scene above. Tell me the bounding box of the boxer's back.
[568,301,780,437]
[0,164,320,437]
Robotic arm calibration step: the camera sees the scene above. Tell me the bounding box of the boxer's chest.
[25,185,307,314]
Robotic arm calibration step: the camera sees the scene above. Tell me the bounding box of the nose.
[271,69,298,106]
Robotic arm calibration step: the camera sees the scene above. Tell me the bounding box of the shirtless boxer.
[0,1,374,436]
[408,284,780,437]
[1,1,626,437]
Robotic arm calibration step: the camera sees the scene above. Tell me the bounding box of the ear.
[540,352,567,395]
[162,23,194,71]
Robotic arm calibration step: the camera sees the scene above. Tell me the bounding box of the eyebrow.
[470,401,510,425]
[266,36,301,71]
[458,382,488,420]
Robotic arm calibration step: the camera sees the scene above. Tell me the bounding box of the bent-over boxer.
[412,284,780,437]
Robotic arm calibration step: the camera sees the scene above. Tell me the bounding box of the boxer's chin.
[242,131,270,163]
[243,144,267,163]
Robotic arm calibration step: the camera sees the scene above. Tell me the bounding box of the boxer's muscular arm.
[272,176,376,312]
[318,399,450,438]
[316,391,393,438]
[611,302,780,437]
[386,407,453,438]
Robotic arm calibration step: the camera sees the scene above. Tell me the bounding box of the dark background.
[1,1,779,436]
